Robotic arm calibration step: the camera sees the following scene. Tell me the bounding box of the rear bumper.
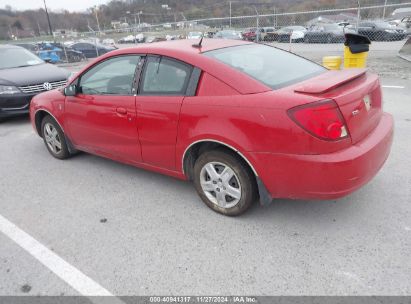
[251,113,394,200]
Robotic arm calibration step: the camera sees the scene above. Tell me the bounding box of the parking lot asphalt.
[0,77,410,296]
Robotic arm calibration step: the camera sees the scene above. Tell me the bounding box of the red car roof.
[95,39,271,95]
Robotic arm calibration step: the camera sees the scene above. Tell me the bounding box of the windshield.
[324,24,340,30]
[287,26,306,31]
[204,44,325,89]
[0,47,44,69]
[375,21,391,28]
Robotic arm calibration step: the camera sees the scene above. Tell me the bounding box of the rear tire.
[41,116,70,160]
[193,149,257,216]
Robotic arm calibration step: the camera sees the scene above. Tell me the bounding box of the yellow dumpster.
[343,33,371,69]
[323,56,342,70]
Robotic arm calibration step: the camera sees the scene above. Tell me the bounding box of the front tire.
[41,116,70,160]
[193,149,257,216]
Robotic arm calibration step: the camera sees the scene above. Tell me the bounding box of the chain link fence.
[84,2,411,44]
[3,2,411,66]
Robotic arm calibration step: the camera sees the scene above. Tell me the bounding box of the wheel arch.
[34,109,64,137]
[181,139,272,206]
[182,139,258,181]
[34,109,77,154]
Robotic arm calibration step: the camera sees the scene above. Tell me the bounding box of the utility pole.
[253,6,259,43]
[94,6,101,35]
[131,11,142,28]
[43,0,53,39]
[357,0,361,32]
[382,0,388,19]
[229,1,232,28]
[36,21,41,36]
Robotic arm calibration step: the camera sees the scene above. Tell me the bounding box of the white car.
[102,39,116,47]
[187,32,203,39]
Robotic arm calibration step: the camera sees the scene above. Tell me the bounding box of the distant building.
[391,7,411,19]
[111,21,122,29]
[306,13,358,26]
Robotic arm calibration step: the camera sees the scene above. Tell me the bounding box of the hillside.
[0,0,408,39]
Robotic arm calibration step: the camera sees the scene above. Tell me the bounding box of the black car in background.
[0,45,70,120]
[304,23,351,43]
[357,21,407,41]
[67,42,116,58]
[265,26,307,42]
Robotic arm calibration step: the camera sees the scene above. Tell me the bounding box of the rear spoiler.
[294,68,367,94]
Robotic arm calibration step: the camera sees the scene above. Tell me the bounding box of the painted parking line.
[381,85,405,89]
[0,213,117,297]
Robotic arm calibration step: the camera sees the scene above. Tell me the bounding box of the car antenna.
[192,34,204,48]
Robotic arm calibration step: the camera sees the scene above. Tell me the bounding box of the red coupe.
[30,39,393,216]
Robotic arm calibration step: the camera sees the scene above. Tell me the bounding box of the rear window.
[204,44,325,89]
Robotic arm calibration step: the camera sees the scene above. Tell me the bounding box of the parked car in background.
[67,42,116,58]
[205,31,217,38]
[259,27,275,41]
[145,36,167,43]
[401,17,411,33]
[265,26,307,42]
[0,45,69,120]
[36,42,85,63]
[187,32,203,39]
[118,35,137,44]
[358,21,407,41]
[242,27,274,41]
[135,33,145,43]
[166,34,180,41]
[102,38,116,47]
[304,23,352,43]
[30,39,393,216]
[241,28,258,41]
[214,30,242,40]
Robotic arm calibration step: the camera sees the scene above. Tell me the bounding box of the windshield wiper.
[14,65,34,68]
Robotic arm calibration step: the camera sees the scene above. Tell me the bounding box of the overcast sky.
[0,0,107,12]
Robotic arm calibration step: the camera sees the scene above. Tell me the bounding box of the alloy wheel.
[199,161,242,209]
[44,122,62,155]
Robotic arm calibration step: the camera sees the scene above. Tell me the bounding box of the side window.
[79,55,140,95]
[75,43,86,49]
[83,43,94,50]
[140,56,192,95]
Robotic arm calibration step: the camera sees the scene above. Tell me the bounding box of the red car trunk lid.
[294,69,382,144]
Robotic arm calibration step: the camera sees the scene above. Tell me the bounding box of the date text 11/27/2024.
[149,296,257,303]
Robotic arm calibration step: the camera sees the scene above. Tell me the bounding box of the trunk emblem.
[352,109,360,116]
[363,95,371,111]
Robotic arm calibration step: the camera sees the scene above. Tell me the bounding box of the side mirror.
[64,84,78,96]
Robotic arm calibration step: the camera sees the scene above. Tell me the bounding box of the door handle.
[116,107,127,115]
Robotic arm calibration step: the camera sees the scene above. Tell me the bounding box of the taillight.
[287,99,349,141]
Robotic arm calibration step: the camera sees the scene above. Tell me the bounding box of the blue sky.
[0,0,106,12]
